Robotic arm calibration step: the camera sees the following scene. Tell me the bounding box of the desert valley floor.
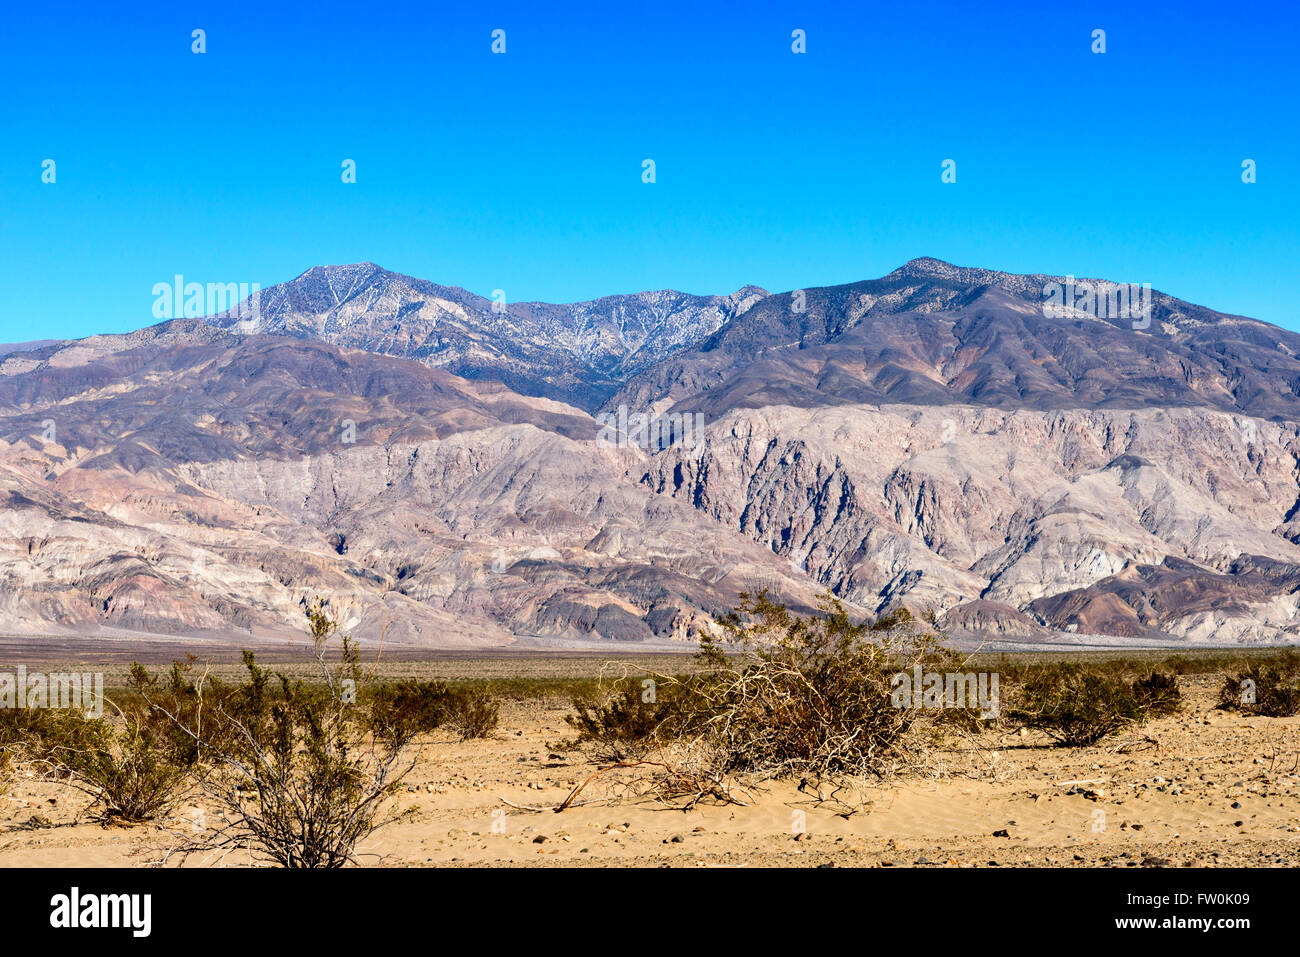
[0,654,1296,868]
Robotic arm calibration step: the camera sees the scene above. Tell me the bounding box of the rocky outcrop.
[644,404,1300,643]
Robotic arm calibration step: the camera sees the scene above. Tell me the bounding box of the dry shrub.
[1132,671,1183,717]
[1006,664,1179,746]
[1219,653,1300,716]
[552,592,973,810]
[447,687,500,740]
[695,593,960,785]
[550,673,733,808]
[0,710,47,803]
[0,708,52,775]
[146,601,426,867]
[556,743,741,811]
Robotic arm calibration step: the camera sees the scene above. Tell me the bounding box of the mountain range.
[3,258,1298,648]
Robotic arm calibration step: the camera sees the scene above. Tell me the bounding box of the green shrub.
[143,599,421,867]
[9,693,192,825]
[0,661,200,824]
[556,677,701,761]
[1009,664,1145,746]
[446,687,500,740]
[366,679,456,743]
[365,678,499,741]
[48,709,190,823]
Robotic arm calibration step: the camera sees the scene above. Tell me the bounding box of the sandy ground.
[1,674,1298,868]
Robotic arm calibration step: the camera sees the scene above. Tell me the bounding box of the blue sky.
[1,0,1297,341]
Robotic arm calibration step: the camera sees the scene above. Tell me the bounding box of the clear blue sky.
[1,0,1297,341]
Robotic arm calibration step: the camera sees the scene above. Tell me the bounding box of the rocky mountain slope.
[642,403,1300,644]
[208,262,767,411]
[608,258,1300,420]
[0,321,825,646]
[3,258,1299,647]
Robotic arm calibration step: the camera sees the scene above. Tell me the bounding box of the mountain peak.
[206,264,766,411]
[890,257,1014,285]
[305,261,384,273]
[897,256,961,275]
[294,261,389,286]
